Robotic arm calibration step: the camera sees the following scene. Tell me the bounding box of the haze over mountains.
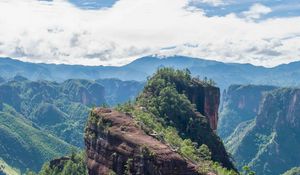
[1,56,300,90]
[1,0,300,174]
[1,56,300,175]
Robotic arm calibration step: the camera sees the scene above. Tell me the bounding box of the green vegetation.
[124,158,133,175]
[137,68,233,167]
[0,78,107,173]
[0,159,19,175]
[224,87,300,175]
[282,167,300,175]
[26,152,87,175]
[0,68,238,174]
[108,170,117,175]
[116,103,237,175]
[117,103,203,162]
[0,104,73,173]
[116,68,236,174]
[218,85,277,140]
[242,166,255,175]
[0,78,103,147]
[96,79,144,106]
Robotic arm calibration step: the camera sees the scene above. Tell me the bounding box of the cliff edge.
[85,108,201,175]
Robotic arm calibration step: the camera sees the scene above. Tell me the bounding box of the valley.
[0,56,300,175]
[1,0,299,174]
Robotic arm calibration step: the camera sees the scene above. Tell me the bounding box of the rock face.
[225,88,300,175]
[202,87,220,131]
[187,82,220,131]
[218,85,277,139]
[85,108,200,175]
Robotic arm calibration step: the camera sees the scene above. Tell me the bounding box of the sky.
[0,0,299,67]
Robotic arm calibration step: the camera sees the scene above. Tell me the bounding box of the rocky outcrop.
[225,88,300,175]
[85,108,201,175]
[187,81,220,131]
[218,85,277,139]
[203,87,220,131]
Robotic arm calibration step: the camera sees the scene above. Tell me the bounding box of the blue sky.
[66,0,300,18]
[190,0,300,18]
[0,0,299,67]
[68,0,118,9]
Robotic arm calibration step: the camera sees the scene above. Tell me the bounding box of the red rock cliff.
[203,87,220,131]
[187,81,220,131]
[84,108,201,175]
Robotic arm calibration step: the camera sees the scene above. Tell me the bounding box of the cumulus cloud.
[242,3,272,20]
[0,0,299,67]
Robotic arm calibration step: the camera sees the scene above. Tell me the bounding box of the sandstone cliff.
[85,108,201,175]
[187,83,220,131]
[84,69,236,175]
[218,85,277,139]
[225,88,300,175]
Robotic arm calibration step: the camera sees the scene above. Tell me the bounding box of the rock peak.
[85,108,200,175]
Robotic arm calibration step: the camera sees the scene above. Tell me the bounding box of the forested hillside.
[0,77,142,173]
[218,85,277,139]
[224,88,300,175]
[31,68,238,175]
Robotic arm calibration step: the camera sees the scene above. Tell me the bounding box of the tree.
[198,144,212,161]
[242,166,255,175]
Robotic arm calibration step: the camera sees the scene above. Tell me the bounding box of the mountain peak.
[13,75,28,82]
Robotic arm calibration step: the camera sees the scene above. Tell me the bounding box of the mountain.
[84,68,235,174]
[283,167,300,175]
[1,56,300,90]
[0,103,73,173]
[0,57,147,82]
[96,78,144,106]
[0,158,20,175]
[225,88,300,175]
[0,77,105,147]
[0,77,143,147]
[35,68,237,175]
[0,77,5,84]
[85,108,203,175]
[0,77,143,173]
[218,85,277,139]
[126,56,300,90]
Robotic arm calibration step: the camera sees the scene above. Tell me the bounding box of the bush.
[30,152,88,175]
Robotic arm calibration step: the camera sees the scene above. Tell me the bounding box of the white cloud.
[0,0,299,67]
[188,0,225,7]
[242,3,272,20]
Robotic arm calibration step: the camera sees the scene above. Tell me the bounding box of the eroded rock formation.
[218,85,277,139]
[85,108,201,175]
[187,81,220,131]
[225,88,300,175]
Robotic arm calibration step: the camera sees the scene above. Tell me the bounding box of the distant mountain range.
[1,56,300,174]
[0,76,143,173]
[1,56,300,90]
